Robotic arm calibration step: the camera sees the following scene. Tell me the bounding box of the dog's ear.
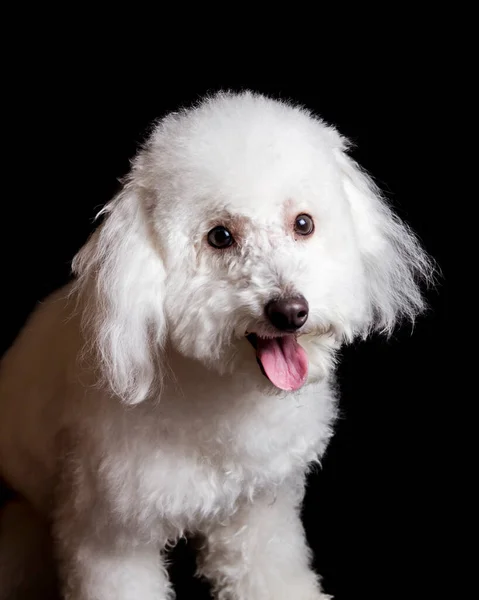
[334,143,435,338]
[71,181,167,404]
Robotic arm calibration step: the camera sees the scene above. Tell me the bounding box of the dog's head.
[72,91,434,403]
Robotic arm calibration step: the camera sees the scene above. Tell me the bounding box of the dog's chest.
[121,383,336,531]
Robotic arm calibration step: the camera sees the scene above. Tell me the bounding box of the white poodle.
[0,91,433,599]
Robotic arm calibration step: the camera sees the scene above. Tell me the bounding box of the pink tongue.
[256,336,308,391]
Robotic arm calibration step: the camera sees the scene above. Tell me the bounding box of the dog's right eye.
[207,226,235,249]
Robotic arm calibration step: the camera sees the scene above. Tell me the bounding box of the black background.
[1,40,452,600]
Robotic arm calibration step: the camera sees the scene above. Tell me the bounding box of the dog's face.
[148,114,365,390]
[73,92,433,403]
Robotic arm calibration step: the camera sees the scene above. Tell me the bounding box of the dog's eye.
[207,226,235,249]
[294,214,314,236]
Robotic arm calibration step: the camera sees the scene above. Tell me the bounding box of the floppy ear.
[334,144,435,338]
[71,181,167,404]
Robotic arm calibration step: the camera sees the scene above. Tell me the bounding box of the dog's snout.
[265,296,309,332]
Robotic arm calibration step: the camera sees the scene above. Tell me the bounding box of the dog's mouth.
[246,333,308,391]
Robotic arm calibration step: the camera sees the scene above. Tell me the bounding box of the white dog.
[0,91,433,599]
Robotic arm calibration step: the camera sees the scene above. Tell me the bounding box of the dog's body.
[0,91,433,599]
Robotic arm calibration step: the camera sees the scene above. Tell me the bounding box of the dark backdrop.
[2,54,449,600]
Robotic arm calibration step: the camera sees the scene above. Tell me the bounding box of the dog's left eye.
[294,214,314,236]
[208,226,235,249]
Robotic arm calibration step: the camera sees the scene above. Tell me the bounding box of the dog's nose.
[265,296,309,332]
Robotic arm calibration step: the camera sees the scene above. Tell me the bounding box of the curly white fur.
[0,91,434,599]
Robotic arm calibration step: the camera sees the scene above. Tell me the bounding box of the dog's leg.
[196,485,331,600]
[53,519,173,600]
[0,499,59,600]
[51,463,174,600]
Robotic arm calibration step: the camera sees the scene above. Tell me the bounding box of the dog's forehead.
[149,93,342,221]
[189,137,335,223]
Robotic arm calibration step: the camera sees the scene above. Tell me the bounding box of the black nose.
[265,296,309,332]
